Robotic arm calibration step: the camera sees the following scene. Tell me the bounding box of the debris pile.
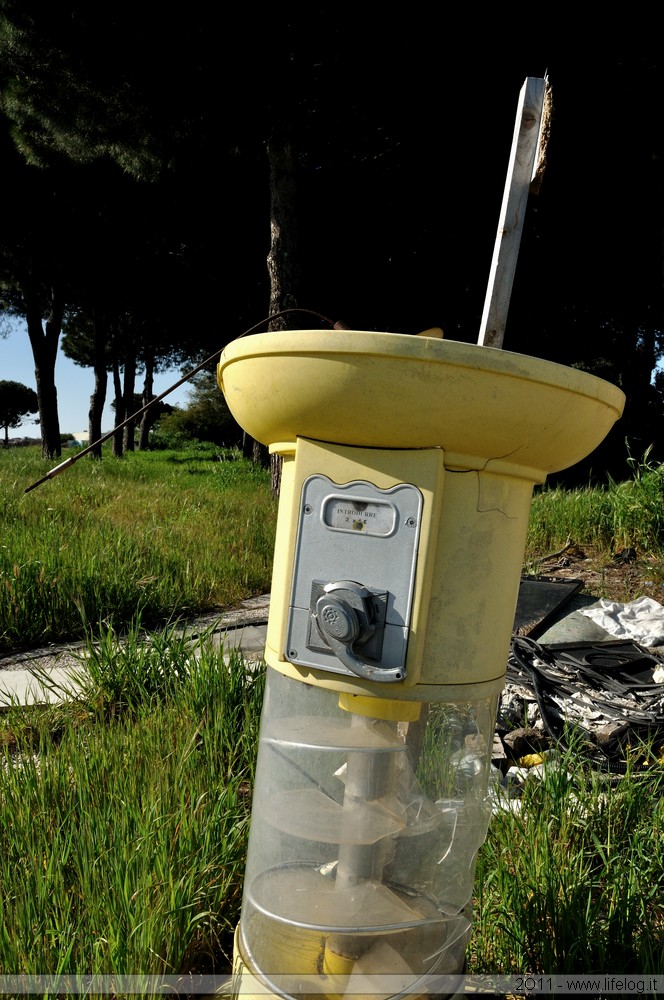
[495,636,664,776]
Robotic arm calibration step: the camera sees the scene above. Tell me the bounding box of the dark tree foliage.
[0,7,663,482]
[0,129,84,456]
[0,2,266,455]
[0,378,38,445]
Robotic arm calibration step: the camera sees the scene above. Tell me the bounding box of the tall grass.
[0,623,264,975]
[1,445,663,982]
[0,444,276,653]
[2,625,661,979]
[5,444,664,654]
[471,740,664,975]
[527,458,664,557]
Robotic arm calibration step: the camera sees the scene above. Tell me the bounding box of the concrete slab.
[212,624,269,659]
[0,665,85,707]
[535,593,612,644]
[0,596,270,709]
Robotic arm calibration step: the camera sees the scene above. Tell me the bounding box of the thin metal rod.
[24,308,339,493]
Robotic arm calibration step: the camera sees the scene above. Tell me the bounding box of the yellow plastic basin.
[218,330,625,475]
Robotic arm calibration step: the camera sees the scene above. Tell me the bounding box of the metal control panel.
[286,475,423,681]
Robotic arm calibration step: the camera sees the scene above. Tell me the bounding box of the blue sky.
[1,317,192,439]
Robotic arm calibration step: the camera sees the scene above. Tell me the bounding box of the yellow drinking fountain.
[217,329,625,1000]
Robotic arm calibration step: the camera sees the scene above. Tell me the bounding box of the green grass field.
[0,444,662,983]
[0,444,277,653]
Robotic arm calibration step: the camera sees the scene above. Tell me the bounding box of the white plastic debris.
[580,596,664,647]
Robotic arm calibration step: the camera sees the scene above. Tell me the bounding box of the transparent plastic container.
[238,668,497,999]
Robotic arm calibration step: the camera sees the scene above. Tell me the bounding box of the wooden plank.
[478,76,547,349]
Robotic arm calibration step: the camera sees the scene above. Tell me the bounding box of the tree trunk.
[112,360,125,457]
[24,287,64,459]
[138,350,155,450]
[270,455,282,494]
[122,348,136,452]
[266,134,299,326]
[265,128,300,495]
[241,431,253,460]
[252,437,269,468]
[88,314,108,458]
